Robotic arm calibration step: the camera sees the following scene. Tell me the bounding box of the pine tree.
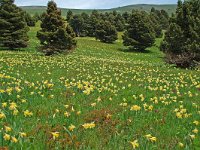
[69,14,85,37]
[37,1,76,55]
[0,0,29,49]
[95,20,118,43]
[24,12,36,27]
[122,11,155,51]
[66,10,73,21]
[161,0,200,68]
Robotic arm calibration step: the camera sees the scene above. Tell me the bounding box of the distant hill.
[20,4,177,16]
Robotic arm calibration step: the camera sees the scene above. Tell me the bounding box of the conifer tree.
[161,0,200,68]
[95,20,118,43]
[24,12,36,27]
[122,11,155,51]
[37,1,76,55]
[66,10,73,21]
[0,0,29,49]
[69,14,85,37]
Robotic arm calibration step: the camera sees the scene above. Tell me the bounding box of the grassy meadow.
[0,23,200,149]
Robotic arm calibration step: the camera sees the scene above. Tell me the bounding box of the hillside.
[21,4,177,16]
[1,22,199,149]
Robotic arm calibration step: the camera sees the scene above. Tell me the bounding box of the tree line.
[0,0,199,68]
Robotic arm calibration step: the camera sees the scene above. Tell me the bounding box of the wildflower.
[13,109,19,116]
[189,134,195,139]
[145,134,156,142]
[0,112,6,119]
[64,111,70,117]
[192,128,198,134]
[21,99,27,103]
[64,105,69,109]
[176,112,182,118]
[5,126,12,132]
[11,136,18,143]
[9,102,17,110]
[178,142,184,147]
[51,132,59,140]
[82,122,95,129]
[130,140,139,149]
[76,111,81,115]
[106,113,112,119]
[24,110,33,117]
[47,83,54,88]
[71,106,75,112]
[193,120,199,126]
[148,105,153,111]
[2,102,7,108]
[91,103,96,107]
[3,134,11,141]
[149,137,157,142]
[69,124,76,131]
[19,132,27,138]
[145,134,152,139]
[120,103,127,107]
[130,105,141,111]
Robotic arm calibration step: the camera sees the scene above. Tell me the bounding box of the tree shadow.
[118,47,152,54]
[0,47,25,52]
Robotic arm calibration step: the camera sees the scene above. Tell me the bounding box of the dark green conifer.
[122,11,155,51]
[0,0,29,49]
[37,1,76,55]
[161,0,200,68]
[95,20,118,43]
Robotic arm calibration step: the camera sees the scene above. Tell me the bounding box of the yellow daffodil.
[19,132,27,138]
[82,122,95,129]
[68,124,76,131]
[24,110,33,117]
[0,112,6,119]
[130,140,139,149]
[130,105,141,111]
[178,142,184,147]
[192,128,198,134]
[3,133,11,141]
[5,126,12,132]
[11,136,18,143]
[51,132,59,140]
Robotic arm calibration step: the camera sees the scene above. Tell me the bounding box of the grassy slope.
[0,23,199,149]
[21,4,177,16]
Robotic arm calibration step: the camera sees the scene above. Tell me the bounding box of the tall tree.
[37,1,76,55]
[123,11,155,51]
[161,0,200,68]
[0,0,29,49]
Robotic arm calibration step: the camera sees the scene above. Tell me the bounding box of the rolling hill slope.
[21,4,177,16]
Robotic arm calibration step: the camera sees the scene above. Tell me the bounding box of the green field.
[21,4,177,16]
[0,23,199,149]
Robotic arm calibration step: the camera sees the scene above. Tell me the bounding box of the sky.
[15,0,177,9]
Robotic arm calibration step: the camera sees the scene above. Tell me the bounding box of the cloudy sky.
[15,0,177,9]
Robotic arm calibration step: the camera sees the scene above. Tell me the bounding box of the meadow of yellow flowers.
[0,25,199,149]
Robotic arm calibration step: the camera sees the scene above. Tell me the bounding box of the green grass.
[0,23,199,150]
[21,4,177,16]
